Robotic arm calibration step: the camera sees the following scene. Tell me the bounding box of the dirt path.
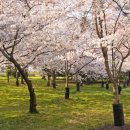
[97,125,130,130]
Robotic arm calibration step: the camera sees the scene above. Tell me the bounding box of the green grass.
[0,76,130,130]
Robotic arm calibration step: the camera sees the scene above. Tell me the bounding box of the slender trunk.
[65,60,70,99]
[10,58,37,113]
[52,70,56,88]
[101,79,104,88]
[7,72,10,83]
[16,71,19,86]
[106,83,109,90]
[128,71,130,85]
[65,72,69,88]
[76,74,80,91]
[129,71,130,81]
[47,74,51,86]
[65,72,70,99]
[13,69,17,78]
[76,81,80,91]
[113,83,120,104]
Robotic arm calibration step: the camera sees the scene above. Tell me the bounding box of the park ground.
[0,76,130,130]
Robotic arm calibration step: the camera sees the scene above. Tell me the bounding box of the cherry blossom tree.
[0,0,72,113]
[91,0,130,126]
[1,0,130,123]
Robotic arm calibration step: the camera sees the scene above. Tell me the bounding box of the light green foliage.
[0,77,130,130]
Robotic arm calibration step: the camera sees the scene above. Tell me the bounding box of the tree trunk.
[47,74,51,86]
[76,74,80,91]
[65,71,70,99]
[128,71,130,81]
[52,70,56,89]
[112,83,124,126]
[127,71,130,86]
[28,80,37,113]
[113,83,120,104]
[16,71,19,86]
[7,72,10,83]
[21,76,24,84]
[113,104,124,126]
[10,58,37,113]
[65,72,69,88]
[106,83,109,90]
[101,79,104,88]
[65,87,70,99]
[76,81,80,91]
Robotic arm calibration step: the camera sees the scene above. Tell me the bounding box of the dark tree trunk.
[16,79,19,86]
[106,83,109,90]
[65,70,70,99]
[21,76,24,84]
[28,80,37,113]
[113,104,124,126]
[52,70,56,89]
[125,71,130,86]
[52,81,56,88]
[101,80,104,88]
[127,79,129,86]
[76,81,80,91]
[65,87,70,99]
[16,72,19,86]
[128,71,130,81]
[47,74,51,86]
[10,58,37,113]
[7,72,10,83]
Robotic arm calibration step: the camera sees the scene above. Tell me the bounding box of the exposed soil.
[97,125,130,130]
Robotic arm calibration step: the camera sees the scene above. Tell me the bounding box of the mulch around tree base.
[97,125,130,130]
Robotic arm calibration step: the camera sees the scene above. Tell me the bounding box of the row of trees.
[0,0,130,126]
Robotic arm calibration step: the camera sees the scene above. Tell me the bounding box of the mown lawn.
[0,76,130,130]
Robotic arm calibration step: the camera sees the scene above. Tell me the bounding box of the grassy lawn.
[0,76,130,130]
